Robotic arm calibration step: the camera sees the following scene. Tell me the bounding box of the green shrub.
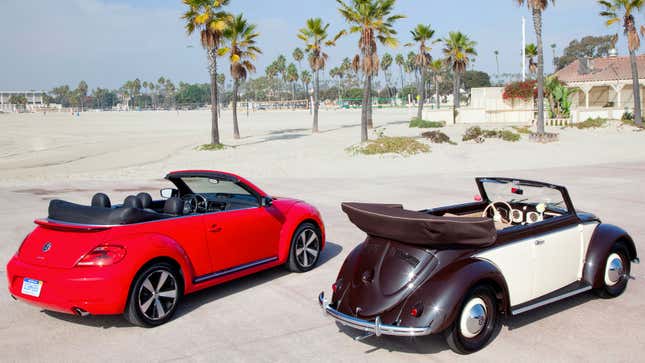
[462,126,484,141]
[511,125,532,134]
[499,130,521,142]
[196,143,226,151]
[409,118,446,128]
[421,131,457,144]
[569,117,607,129]
[348,136,430,156]
[462,126,521,142]
[622,111,634,121]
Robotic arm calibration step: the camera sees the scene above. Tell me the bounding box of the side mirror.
[261,196,273,207]
[160,188,176,199]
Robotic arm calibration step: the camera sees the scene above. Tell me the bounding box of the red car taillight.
[76,245,126,267]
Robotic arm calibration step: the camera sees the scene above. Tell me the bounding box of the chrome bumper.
[318,292,433,337]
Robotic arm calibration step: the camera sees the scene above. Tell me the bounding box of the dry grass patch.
[348,136,430,156]
[421,131,457,145]
[409,118,446,128]
[196,143,227,151]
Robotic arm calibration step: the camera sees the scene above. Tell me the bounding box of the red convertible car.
[7,170,325,326]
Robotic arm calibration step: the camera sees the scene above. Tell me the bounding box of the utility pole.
[522,17,526,82]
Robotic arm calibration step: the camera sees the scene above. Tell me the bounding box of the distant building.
[0,91,46,112]
[555,54,645,110]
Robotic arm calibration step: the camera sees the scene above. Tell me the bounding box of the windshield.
[181,177,252,196]
[480,179,569,213]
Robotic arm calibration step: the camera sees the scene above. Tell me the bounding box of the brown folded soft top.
[341,202,497,248]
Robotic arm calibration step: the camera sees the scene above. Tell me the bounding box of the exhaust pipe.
[72,307,90,317]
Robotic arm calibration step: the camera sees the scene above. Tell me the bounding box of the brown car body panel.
[582,223,637,288]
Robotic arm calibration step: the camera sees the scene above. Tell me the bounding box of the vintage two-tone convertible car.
[7,170,325,326]
[319,177,638,354]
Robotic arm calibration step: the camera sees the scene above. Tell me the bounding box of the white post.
[522,17,526,82]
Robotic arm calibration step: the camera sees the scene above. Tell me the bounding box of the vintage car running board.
[511,281,592,315]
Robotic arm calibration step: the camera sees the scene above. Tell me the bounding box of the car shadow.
[331,292,596,355]
[43,241,343,329]
[505,292,596,330]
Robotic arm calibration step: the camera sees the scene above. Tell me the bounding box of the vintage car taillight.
[76,245,126,267]
[410,303,424,318]
[332,278,343,294]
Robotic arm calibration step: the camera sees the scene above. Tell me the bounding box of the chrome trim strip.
[193,256,278,284]
[318,292,433,337]
[511,285,592,315]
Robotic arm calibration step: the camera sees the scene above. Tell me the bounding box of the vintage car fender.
[276,202,326,263]
[582,223,637,288]
[398,257,510,333]
[109,232,196,300]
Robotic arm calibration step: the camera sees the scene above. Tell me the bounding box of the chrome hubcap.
[460,297,487,338]
[138,270,178,320]
[605,253,624,286]
[295,228,319,268]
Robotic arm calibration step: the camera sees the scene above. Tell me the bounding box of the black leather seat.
[136,192,154,211]
[91,193,111,208]
[163,197,184,216]
[123,195,143,209]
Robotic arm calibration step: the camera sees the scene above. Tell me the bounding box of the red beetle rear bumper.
[6,256,130,315]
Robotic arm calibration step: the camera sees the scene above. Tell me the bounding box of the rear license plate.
[21,278,43,297]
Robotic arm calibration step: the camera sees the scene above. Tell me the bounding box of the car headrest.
[123,195,143,209]
[91,193,111,208]
[136,192,153,209]
[163,197,184,216]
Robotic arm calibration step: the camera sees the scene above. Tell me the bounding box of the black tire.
[124,262,182,327]
[444,285,500,354]
[286,222,322,273]
[594,242,631,299]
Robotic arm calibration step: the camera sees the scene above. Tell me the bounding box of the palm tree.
[516,0,555,135]
[286,63,299,106]
[550,43,557,68]
[220,13,261,139]
[330,66,343,101]
[182,0,231,145]
[298,17,339,133]
[525,43,538,75]
[599,0,643,126]
[395,53,406,94]
[494,50,500,75]
[381,53,393,99]
[337,0,404,141]
[408,24,436,120]
[443,31,477,112]
[429,59,443,109]
[293,47,304,70]
[301,70,312,100]
[77,80,88,111]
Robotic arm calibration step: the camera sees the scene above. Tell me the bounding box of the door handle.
[535,239,545,246]
[208,224,222,233]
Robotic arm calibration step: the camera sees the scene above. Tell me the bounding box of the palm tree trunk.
[367,75,373,128]
[361,73,370,142]
[533,8,545,135]
[233,79,240,139]
[292,82,296,110]
[453,73,460,109]
[313,69,320,132]
[629,49,643,126]
[207,48,221,145]
[417,69,425,119]
[435,74,440,110]
[399,65,404,98]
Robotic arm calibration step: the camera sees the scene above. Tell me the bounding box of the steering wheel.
[481,201,513,227]
[182,194,208,214]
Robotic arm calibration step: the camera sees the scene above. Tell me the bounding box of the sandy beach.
[1,109,644,362]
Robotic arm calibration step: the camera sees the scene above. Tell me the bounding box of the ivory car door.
[531,224,583,297]
[476,237,535,306]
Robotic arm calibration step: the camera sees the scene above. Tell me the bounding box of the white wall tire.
[595,243,630,299]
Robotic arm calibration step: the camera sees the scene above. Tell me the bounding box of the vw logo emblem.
[42,242,52,252]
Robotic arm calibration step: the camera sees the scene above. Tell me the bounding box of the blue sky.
[0,0,627,90]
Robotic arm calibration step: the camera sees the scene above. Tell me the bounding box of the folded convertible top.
[48,199,164,225]
[341,202,496,248]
